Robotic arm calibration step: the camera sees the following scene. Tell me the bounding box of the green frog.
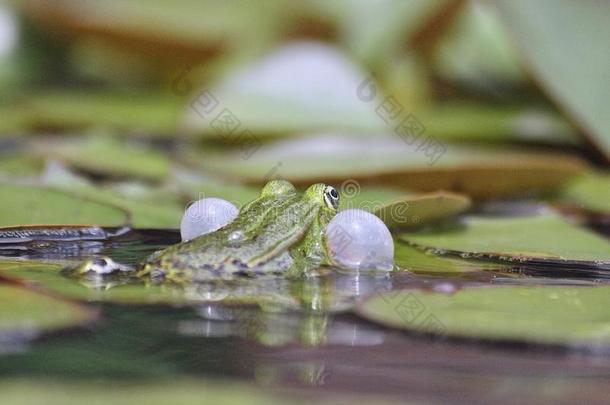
[138,180,340,283]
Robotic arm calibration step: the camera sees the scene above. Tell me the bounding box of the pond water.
[1,229,610,403]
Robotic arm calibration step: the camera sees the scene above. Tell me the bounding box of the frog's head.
[260,179,297,198]
[303,183,340,212]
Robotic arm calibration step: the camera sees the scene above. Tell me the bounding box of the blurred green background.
[0,0,608,229]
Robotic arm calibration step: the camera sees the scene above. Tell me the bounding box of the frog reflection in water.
[139,180,340,283]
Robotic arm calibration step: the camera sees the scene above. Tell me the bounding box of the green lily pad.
[558,172,610,215]
[0,155,43,177]
[15,91,182,136]
[201,134,587,199]
[419,104,576,145]
[75,189,182,229]
[0,284,94,339]
[357,285,610,346]
[37,136,171,181]
[394,243,504,274]
[0,182,128,228]
[41,164,183,229]
[374,191,471,228]
[495,0,610,161]
[401,214,610,265]
[338,185,405,211]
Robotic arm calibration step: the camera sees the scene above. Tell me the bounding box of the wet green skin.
[139,180,338,283]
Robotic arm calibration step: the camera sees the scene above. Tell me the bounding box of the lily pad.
[495,0,610,161]
[394,243,504,274]
[0,155,43,177]
[419,104,576,145]
[41,163,183,229]
[374,191,471,228]
[401,214,610,266]
[200,134,587,199]
[558,172,610,215]
[15,91,182,136]
[0,284,94,340]
[0,182,128,228]
[36,136,171,181]
[357,285,610,346]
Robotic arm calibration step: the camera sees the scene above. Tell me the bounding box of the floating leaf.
[419,104,576,145]
[0,284,94,340]
[0,182,128,228]
[0,226,109,244]
[495,0,610,161]
[558,172,610,215]
[201,134,587,199]
[374,191,471,228]
[14,91,182,136]
[394,243,504,274]
[401,214,610,265]
[0,154,43,177]
[41,164,183,229]
[358,285,610,346]
[37,136,171,181]
[338,185,404,211]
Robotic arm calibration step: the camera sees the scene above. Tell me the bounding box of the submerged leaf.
[358,285,610,346]
[401,214,610,265]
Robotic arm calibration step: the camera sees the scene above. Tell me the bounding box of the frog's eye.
[323,185,340,210]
